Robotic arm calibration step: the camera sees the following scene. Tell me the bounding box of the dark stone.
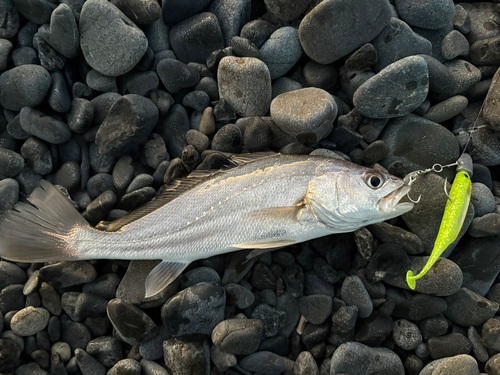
[355,312,392,347]
[109,0,160,25]
[163,337,210,375]
[0,148,24,179]
[240,19,277,48]
[156,58,200,94]
[86,336,123,368]
[212,124,242,153]
[39,261,96,288]
[33,33,66,71]
[19,107,71,144]
[444,288,498,326]
[75,348,106,375]
[161,0,210,26]
[395,0,456,30]
[0,339,20,373]
[212,319,263,355]
[13,0,54,24]
[250,303,286,338]
[260,27,303,80]
[160,104,189,157]
[60,315,92,351]
[239,351,293,375]
[427,333,472,360]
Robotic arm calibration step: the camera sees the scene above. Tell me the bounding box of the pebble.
[68,98,94,133]
[51,342,71,363]
[251,303,286,338]
[195,77,219,102]
[218,56,271,117]
[0,178,19,214]
[39,261,96,288]
[211,344,237,371]
[107,358,141,375]
[60,315,92,351]
[212,319,263,355]
[486,354,500,375]
[271,88,336,144]
[86,70,117,92]
[139,324,170,361]
[207,0,251,46]
[185,129,210,153]
[240,351,294,375]
[408,294,447,321]
[240,20,276,49]
[428,355,479,375]
[126,174,154,194]
[170,12,224,64]
[471,182,496,216]
[75,348,106,375]
[11,306,49,336]
[19,107,71,144]
[231,36,259,58]
[163,337,210,375]
[80,0,147,76]
[144,133,168,169]
[53,161,81,193]
[107,298,158,345]
[340,275,373,319]
[354,56,429,118]
[180,266,221,289]
[0,284,25,313]
[0,148,24,179]
[140,358,170,375]
[444,288,498,326]
[395,0,455,30]
[392,319,422,350]
[39,282,62,316]
[422,95,469,123]
[371,18,432,72]
[483,68,500,132]
[86,336,123,368]
[0,64,51,111]
[211,124,242,154]
[161,282,225,336]
[162,0,210,26]
[331,305,357,334]
[441,30,470,61]
[157,58,200,94]
[96,94,159,156]
[427,333,472,360]
[467,326,489,363]
[294,351,319,375]
[260,27,303,80]
[468,214,500,237]
[299,295,332,325]
[38,4,80,58]
[481,318,500,352]
[87,173,114,199]
[110,0,160,25]
[330,342,404,375]
[470,36,500,66]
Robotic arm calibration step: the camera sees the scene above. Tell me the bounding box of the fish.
[0,153,414,298]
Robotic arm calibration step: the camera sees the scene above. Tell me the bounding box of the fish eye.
[365,173,385,189]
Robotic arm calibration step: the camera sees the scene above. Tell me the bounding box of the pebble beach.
[0,0,500,374]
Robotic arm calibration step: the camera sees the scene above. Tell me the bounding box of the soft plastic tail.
[0,180,90,263]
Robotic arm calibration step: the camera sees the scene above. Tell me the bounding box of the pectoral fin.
[145,260,189,298]
[243,206,303,222]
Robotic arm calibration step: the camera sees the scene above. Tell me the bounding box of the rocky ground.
[0,0,500,374]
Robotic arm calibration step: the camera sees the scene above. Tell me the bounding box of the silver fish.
[0,153,414,297]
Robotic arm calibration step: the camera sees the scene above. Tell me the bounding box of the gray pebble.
[140,358,169,375]
[19,107,71,144]
[161,0,210,26]
[182,90,210,112]
[299,295,332,325]
[186,129,210,153]
[60,315,92,351]
[144,133,168,170]
[303,60,337,90]
[11,306,49,336]
[47,70,71,113]
[218,56,271,116]
[107,358,141,375]
[271,77,302,99]
[143,18,170,53]
[293,351,318,375]
[240,19,277,49]
[53,161,81,193]
[444,288,498,326]
[126,174,154,194]
[0,284,25,313]
[442,30,470,60]
[39,261,97,288]
[139,324,170,361]
[231,36,259,58]
[195,77,219,102]
[0,39,12,71]
[38,4,79,58]
[75,348,106,375]
[224,283,254,309]
[33,33,66,72]
[240,351,294,375]
[468,213,500,237]
[112,155,135,191]
[51,341,71,363]
[86,69,117,92]
[260,27,302,79]
[212,124,242,153]
[125,71,159,96]
[157,58,200,94]
[0,149,24,180]
[39,282,62,316]
[271,88,336,144]
[11,47,39,66]
[68,98,94,133]
[212,318,263,355]
[251,303,286,338]
[211,344,236,371]
[395,0,455,30]
[86,336,123,368]
[80,0,147,76]
[0,178,19,214]
[471,182,496,216]
[468,325,489,362]
[110,0,160,25]
[87,172,114,199]
[393,319,422,350]
[207,0,250,46]
[427,333,472,360]
[341,275,373,318]
[13,0,54,24]
[453,5,471,35]
[180,267,221,289]
[423,95,468,123]
[120,186,156,210]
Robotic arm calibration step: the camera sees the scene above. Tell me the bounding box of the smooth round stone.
[53,161,81,193]
[80,0,148,76]
[345,43,378,70]
[380,114,459,172]
[90,92,121,125]
[331,342,404,375]
[96,94,159,156]
[231,36,259,58]
[486,354,500,375]
[170,12,224,64]
[260,27,302,79]
[159,105,188,159]
[186,129,210,153]
[298,0,392,64]
[39,261,97,288]
[240,19,277,49]
[0,64,51,111]
[341,276,373,319]
[428,355,479,375]
[264,0,312,22]
[482,318,500,352]
[20,137,52,175]
[224,284,254,309]
[271,77,302,99]
[11,47,39,66]
[471,182,496,216]
[161,0,210,26]
[83,190,117,225]
[468,213,500,237]
[125,71,159,96]
[107,298,158,345]
[86,336,123,367]
[180,267,221,289]
[270,88,337,144]
[11,307,49,336]
[243,117,272,152]
[109,0,160,25]
[240,351,293,375]
[293,351,319,375]
[107,359,141,375]
[299,295,332,325]
[212,319,263,355]
[207,0,251,46]
[427,333,472,359]
[86,69,117,92]
[362,140,388,164]
[0,39,13,71]
[13,0,54,24]
[182,91,210,112]
[19,107,71,144]
[48,70,71,113]
[0,148,24,180]
[393,319,422,350]
[211,124,242,153]
[408,294,447,321]
[195,77,219,102]
[0,5,19,40]
[395,0,455,30]
[157,58,200,94]
[441,30,470,61]
[444,288,498,326]
[423,95,468,123]
[218,56,271,117]
[161,282,225,336]
[75,348,106,375]
[0,178,19,214]
[303,61,337,90]
[144,133,168,170]
[470,36,500,66]
[140,358,170,375]
[38,4,79,58]
[353,56,429,119]
[371,18,432,72]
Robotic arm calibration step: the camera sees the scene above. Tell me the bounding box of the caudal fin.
[0,180,90,263]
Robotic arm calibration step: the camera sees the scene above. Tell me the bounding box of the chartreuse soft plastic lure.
[406,156,472,290]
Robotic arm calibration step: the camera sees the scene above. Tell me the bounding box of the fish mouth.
[377,183,414,214]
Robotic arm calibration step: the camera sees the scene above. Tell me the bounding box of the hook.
[444,178,453,202]
[406,191,421,204]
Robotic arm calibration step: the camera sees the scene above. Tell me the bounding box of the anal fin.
[145,260,189,298]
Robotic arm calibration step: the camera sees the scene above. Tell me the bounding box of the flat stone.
[441,30,470,61]
[218,56,271,117]
[444,288,498,326]
[395,0,455,30]
[11,307,50,336]
[423,95,468,123]
[38,4,79,58]
[353,56,429,119]
[270,88,337,144]
[259,26,302,79]
[19,107,71,144]
[212,319,263,355]
[79,0,148,76]
[298,0,392,64]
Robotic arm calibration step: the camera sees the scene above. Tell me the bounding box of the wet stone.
[163,337,210,375]
[39,261,96,288]
[11,306,49,336]
[422,95,469,123]
[260,27,303,80]
[211,124,242,154]
[212,319,263,355]
[353,56,428,119]
[86,336,123,368]
[224,283,255,309]
[298,0,391,64]
[161,282,225,336]
[427,333,472,360]
[157,58,200,94]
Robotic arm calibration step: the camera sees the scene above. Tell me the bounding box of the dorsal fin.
[95,152,279,232]
[95,171,220,232]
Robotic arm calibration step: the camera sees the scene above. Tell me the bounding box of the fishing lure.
[405,154,473,290]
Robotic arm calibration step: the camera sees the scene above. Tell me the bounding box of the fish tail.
[0,180,91,263]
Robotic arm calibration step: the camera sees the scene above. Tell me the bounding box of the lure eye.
[365,173,385,189]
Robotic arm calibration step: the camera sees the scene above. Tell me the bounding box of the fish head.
[307,167,414,230]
